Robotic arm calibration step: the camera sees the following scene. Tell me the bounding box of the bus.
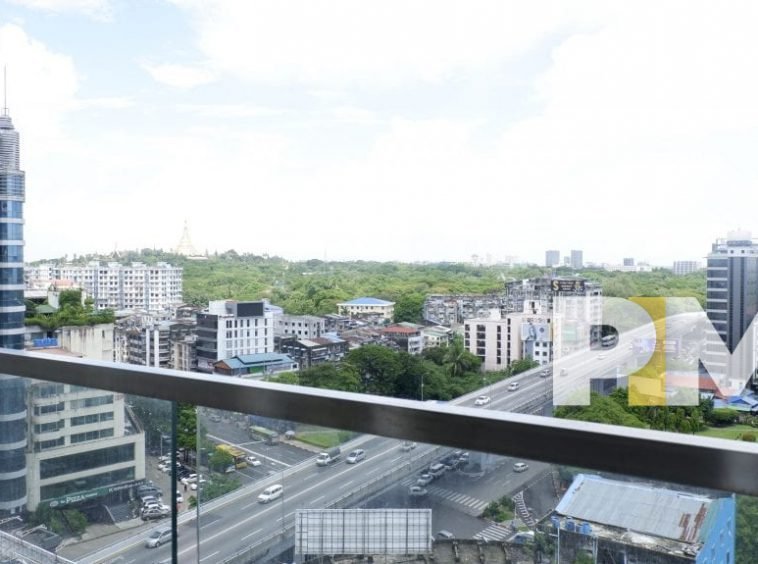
[249,425,280,445]
[216,444,248,470]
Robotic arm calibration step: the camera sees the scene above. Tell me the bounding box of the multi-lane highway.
[82,316,693,563]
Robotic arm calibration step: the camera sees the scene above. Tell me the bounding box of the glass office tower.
[0,108,28,514]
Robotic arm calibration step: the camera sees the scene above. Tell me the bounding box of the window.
[40,444,135,479]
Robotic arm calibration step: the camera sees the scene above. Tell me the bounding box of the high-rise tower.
[0,97,28,513]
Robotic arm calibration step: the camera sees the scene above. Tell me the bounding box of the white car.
[246,455,262,467]
[257,484,283,504]
[507,382,520,392]
[416,473,433,487]
[346,449,366,464]
[513,462,529,473]
[409,486,428,497]
[190,478,207,491]
[180,473,198,485]
[175,490,184,504]
[474,395,491,406]
[400,441,417,451]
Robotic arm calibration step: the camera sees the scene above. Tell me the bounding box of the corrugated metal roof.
[555,474,714,543]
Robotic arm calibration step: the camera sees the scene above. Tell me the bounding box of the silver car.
[144,527,172,548]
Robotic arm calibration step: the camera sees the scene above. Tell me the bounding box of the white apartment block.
[25,350,144,512]
[673,260,702,275]
[337,297,395,321]
[464,309,553,371]
[26,261,183,314]
[276,314,325,339]
[196,300,275,372]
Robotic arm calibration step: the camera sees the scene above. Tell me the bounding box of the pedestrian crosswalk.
[399,477,489,515]
[474,523,514,542]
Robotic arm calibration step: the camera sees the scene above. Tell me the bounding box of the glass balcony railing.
[0,347,756,563]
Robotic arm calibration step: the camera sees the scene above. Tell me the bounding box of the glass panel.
[191,399,749,564]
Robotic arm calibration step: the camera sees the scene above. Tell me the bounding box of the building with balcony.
[423,294,504,326]
[552,473,735,563]
[25,261,183,315]
[420,325,453,348]
[196,300,275,372]
[337,297,395,321]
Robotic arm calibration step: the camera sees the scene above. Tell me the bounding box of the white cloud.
[7,0,112,20]
[74,96,134,109]
[169,0,590,86]
[176,103,285,118]
[142,63,216,89]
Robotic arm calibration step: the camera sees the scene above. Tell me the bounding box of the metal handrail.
[2,348,757,496]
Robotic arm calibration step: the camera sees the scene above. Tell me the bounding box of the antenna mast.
[2,66,8,117]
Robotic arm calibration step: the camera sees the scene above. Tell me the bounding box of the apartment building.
[545,249,561,267]
[196,300,275,372]
[381,323,425,355]
[25,261,183,314]
[673,260,702,275]
[423,294,504,326]
[337,297,395,321]
[279,334,348,369]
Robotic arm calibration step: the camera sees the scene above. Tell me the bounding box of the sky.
[1,1,757,265]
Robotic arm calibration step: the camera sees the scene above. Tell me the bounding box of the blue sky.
[2,0,757,265]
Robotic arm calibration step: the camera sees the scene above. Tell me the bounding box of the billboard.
[552,279,586,293]
[294,508,432,556]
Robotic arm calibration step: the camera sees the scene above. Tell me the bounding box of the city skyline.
[2,2,756,265]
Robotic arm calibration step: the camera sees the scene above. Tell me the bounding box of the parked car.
[144,527,172,548]
[507,382,520,392]
[137,485,162,498]
[409,486,428,497]
[175,490,184,504]
[416,473,433,487]
[474,395,491,406]
[257,484,283,503]
[437,530,455,540]
[346,449,366,464]
[180,473,198,485]
[246,455,262,467]
[140,495,159,507]
[513,462,529,473]
[141,505,170,521]
[400,441,417,451]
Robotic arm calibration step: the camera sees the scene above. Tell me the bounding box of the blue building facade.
[0,109,28,514]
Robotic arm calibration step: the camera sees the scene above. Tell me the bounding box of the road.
[85,315,695,563]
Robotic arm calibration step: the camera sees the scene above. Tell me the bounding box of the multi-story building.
[276,314,325,339]
[420,326,453,348]
[545,249,561,267]
[673,260,702,275]
[337,297,395,321]
[25,261,183,315]
[0,108,28,515]
[504,275,602,317]
[279,335,348,370]
[25,323,114,362]
[705,231,758,389]
[196,300,275,372]
[25,346,145,513]
[552,473,735,563]
[381,323,425,355]
[570,249,584,269]
[169,322,197,372]
[423,294,504,326]
[463,309,552,371]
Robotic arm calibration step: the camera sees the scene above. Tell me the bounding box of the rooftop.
[339,297,395,306]
[555,474,717,544]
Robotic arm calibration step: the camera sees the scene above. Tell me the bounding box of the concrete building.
[673,261,702,276]
[168,323,197,372]
[337,297,395,321]
[196,300,275,372]
[545,250,561,267]
[421,326,453,348]
[279,335,348,369]
[622,257,635,267]
[552,474,735,563]
[423,294,504,326]
[213,353,297,378]
[275,314,325,339]
[0,108,28,514]
[504,275,602,318]
[24,348,145,513]
[382,323,425,355]
[705,231,758,389]
[570,249,584,269]
[25,261,183,315]
[463,309,552,371]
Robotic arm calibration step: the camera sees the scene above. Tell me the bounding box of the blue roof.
[341,297,394,306]
[219,353,294,368]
